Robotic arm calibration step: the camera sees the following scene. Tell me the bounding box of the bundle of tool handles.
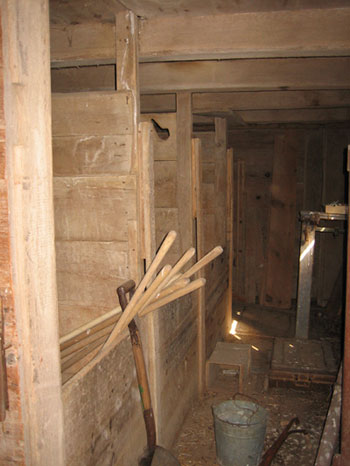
[101,230,222,354]
[60,231,223,377]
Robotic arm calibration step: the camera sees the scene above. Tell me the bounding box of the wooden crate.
[206,342,252,393]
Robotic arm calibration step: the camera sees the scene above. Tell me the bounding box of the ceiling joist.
[138,90,350,114]
[50,8,350,67]
[140,58,350,93]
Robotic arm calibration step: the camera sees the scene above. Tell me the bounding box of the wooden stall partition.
[141,108,199,446]
[195,117,229,357]
[229,130,274,305]
[316,128,350,306]
[52,91,141,336]
[52,89,149,465]
[141,112,181,265]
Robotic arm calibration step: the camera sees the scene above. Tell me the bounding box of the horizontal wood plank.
[52,91,133,136]
[50,22,116,67]
[56,240,129,321]
[140,57,350,93]
[193,89,350,112]
[51,8,350,65]
[238,108,350,123]
[54,176,136,241]
[53,135,132,175]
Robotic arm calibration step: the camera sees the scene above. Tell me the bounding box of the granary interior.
[0,1,350,464]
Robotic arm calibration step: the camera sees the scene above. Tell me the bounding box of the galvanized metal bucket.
[212,399,267,466]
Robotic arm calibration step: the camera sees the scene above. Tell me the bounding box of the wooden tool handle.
[158,247,195,290]
[99,231,177,353]
[118,284,156,453]
[140,278,206,317]
[59,306,122,350]
[102,264,172,351]
[155,277,190,301]
[182,246,223,279]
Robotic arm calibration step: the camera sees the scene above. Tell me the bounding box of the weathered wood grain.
[140,57,350,93]
[54,176,137,241]
[52,91,133,136]
[2,1,64,463]
[154,161,177,208]
[53,135,133,175]
[51,8,350,65]
[263,132,299,308]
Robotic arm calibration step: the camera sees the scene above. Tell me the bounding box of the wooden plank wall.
[314,128,350,306]
[52,90,146,465]
[141,113,181,264]
[141,112,198,446]
[195,119,229,359]
[263,131,300,308]
[228,127,350,308]
[52,91,140,335]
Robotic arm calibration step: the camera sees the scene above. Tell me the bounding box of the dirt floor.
[172,304,341,465]
[173,384,331,465]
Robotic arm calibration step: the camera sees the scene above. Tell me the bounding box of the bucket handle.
[232,392,260,423]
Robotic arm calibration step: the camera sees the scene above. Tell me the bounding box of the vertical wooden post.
[176,92,193,253]
[117,10,161,437]
[2,0,65,464]
[339,145,350,465]
[138,121,159,431]
[226,148,234,329]
[295,221,316,338]
[192,138,205,396]
[234,160,246,300]
[116,9,140,173]
[116,10,142,283]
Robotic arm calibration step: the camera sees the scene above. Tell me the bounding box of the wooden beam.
[50,22,116,67]
[140,90,350,115]
[51,65,116,93]
[51,58,350,94]
[141,94,176,113]
[226,148,234,326]
[2,0,65,464]
[176,92,193,253]
[140,57,350,93]
[50,8,350,66]
[191,138,205,396]
[139,8,350,62]
[192,90,350,112]
[237,108,350,124]
[116,9,140,174]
